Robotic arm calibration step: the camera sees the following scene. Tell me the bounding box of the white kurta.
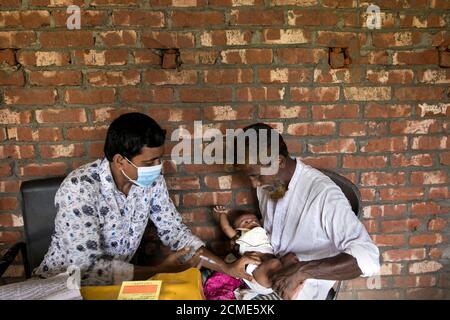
[257,158,380,300]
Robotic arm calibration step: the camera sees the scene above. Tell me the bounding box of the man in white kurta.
[236,123,380,300]
[257,158,380,299]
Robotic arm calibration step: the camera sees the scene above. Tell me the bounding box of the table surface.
[80,268,205,300]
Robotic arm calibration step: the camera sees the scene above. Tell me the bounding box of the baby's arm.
[213,206,237,239]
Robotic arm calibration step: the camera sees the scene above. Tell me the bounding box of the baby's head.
[228,209,261,230]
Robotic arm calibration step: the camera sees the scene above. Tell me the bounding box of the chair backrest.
[20,177,65,274]
[318,169,362,217]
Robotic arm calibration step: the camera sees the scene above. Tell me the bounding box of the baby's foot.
[212,206,228,222]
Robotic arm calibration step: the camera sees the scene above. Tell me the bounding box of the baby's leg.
[252,258,282,288]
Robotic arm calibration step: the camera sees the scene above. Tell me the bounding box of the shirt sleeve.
[149,177,205,253]
[35,176,134,286]
[321,185,381,277]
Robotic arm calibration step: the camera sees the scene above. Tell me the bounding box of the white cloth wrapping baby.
[235,227,274,256]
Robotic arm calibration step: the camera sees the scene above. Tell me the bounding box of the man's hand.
[270,261,308,300]
[158,247,201,273]
[223,254,261,281]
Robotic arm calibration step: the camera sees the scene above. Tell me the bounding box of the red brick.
[410,234,445,246]
[379,187,424,201]
[64,89,116,105]
[367,69,414,84]
[373,32,422,48]
[0,145,34,160]
[120,88,173,103]
[316,31,362,47]
[183,192,232,207]
[363,204,407,219]
[204,69,253,84]
[230,10,283,25]
[361,137,407,152]
[302,156,338,169]
[0,31,36,48]
[412,136,448,150]
[394,275,436,288]
[381,219,421,233]
[200,30,252,47]
[258,68,311,84]
[393,50,439,65]
[141,31,194,48]
[262,29,311,44]
[31,0,84,6]
[0,10,50,28]
[88,70,140,86]
[4,88,57,105]
[16,50,70,66]
[236,87,285,101]
[144,70,198,85]
[40,31,94,48]
[343,155,387,169]
[0,49,16,66]
[288,9,338,26]
[291,87,340,102]
[172,11,224,27]
[277,48,327,64]
[220,49,273,64]
[395,87,446,101]
[180,88,232,103]
[40,144,85,159]
[0,231,21,243]
[411,202,448,216]
[0,181,20,193]
[287,122,335,136]
[410,170,448,185]
[133,50,161,65]
[364,103,412,118]
[166,177,200,191]
[204,105,254,121]
[0,70,24,86]
[308,139,356,154]
[357,290,401,300]
[0,197,18,210]
[28,71,82,86]
[361,172,406,186]
[259,105,307,119]
[90,0,138,5]
[53,9,108,27]
[428,218,447,231]
[99,30,137,47]
[113,10,164,27]
[73,49,128,66]
[35,109,87,124]
[66,127,108,141]
[409,261,443,274]
[19,162,68,177]
[344,87,391,101]
[383,248,426,262]
[7,127,63,142]
[147,107,200,123]
[372,234,405,247]
[312,104,359,119]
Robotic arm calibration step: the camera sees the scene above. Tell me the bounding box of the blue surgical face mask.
[121,157,162,188]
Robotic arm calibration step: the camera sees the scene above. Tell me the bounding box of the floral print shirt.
[33,158,204,285]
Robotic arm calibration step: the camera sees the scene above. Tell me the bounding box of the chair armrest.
[0,242,26,278]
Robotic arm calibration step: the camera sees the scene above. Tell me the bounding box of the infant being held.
[213,206,302,297]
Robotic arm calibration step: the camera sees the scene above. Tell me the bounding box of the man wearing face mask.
[234,123,380,300]
[34,113,259,286]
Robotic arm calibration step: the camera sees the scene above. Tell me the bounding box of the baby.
[212,206,300,296]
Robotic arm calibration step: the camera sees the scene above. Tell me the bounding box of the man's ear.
[112,154,126,169]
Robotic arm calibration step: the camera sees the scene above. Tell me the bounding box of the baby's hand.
[212,206,228,222]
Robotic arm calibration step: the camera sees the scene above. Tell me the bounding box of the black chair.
[0,177,65,279]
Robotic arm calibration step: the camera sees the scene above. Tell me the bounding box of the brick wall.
[0,0,449,298]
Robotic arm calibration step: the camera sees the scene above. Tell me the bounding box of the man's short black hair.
[104,112,166,161]
[233,122,289,165]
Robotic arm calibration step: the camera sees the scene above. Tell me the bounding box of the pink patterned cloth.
[203,272,243,300]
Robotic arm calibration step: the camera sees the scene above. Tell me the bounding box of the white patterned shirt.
[34,158,204,285]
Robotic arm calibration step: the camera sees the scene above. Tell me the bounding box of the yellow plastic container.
[80,268,204,300]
